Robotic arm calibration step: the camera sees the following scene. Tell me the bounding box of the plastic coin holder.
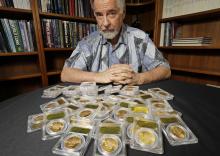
[40,101,59,112]
[42,108,69,140]
[120,85,139,96]
[93,122,126,156]
[149,98,173,112]
[53,119,95,156]
[114,107,130,122]
[98,134,122,156]
[96,103,112,120]
[148,88,174,100]
[160,115,198,146]
[27,113,44,133]
[55,97,69,106]
[62,85,81,97]
[41,85,64,98]
[152,110,182,119]
[77,108,96,120]
[130,117,163,154]
[137,91,155,100]
[80,82,98,97]
[45,119,68,136]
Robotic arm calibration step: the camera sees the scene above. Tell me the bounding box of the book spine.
[18,20,28,51]
[8,19,24,52]
[2,19,16,52]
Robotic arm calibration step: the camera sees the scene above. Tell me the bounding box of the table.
[0,80,219,156]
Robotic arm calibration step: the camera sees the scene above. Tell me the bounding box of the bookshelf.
[0,0,97,101]
[154,0,220,85]
[125,0,156,40]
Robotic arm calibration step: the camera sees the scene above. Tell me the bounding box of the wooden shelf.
[0,7,32,14]
[47,71,61,76]
[171,67,220,77]
[159,46,220,50]
[39,12,96,23]
[0,52,38,56]
[126,0,154,7]
[0,73,41,81]
[160,8,220,23]
[44,48,74,52]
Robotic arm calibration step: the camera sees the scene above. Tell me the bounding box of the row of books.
[0,19,36,52]
[0,0,31,9]
[41,19,97,48]
[172,37,212,46]
[159,22,212,47]
[38,0,93,17]
[162,0,220,18]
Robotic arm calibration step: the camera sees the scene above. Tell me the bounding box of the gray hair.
[90,0,125,12]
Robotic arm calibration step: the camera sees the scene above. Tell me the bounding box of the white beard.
[100,30,119,39]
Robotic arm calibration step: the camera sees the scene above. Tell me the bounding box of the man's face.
[93,0,125,39]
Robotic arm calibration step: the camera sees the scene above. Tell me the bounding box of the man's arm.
[61,64,134,84]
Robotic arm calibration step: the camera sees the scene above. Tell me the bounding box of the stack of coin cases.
[42,108,69,140]
[93,122,126,156]
[27,113,44,133]
[80,82,98,97]
[52,118,95,156]
[120,85,139,96]
[160,115,198,146]
[130,117,164,154]
[62,85,81,97]
[40,97,69,112]
[42,85,65,98]
[148,88,174,100]
[104,85,122,95]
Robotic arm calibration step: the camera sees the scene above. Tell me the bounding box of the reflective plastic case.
[160,115,198,146]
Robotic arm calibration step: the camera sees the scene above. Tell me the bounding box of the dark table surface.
[0,80,219,156]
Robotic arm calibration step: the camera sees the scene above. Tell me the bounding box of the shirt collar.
[100,24,128,45]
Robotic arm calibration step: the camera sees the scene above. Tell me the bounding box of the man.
[61,0,171,85]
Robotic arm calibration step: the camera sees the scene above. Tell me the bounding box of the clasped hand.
[97,64,142,85]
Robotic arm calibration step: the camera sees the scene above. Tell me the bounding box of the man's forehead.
[93,0,119,10]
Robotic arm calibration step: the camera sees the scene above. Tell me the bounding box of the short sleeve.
[142,36,170,71]
[63,40,92,71]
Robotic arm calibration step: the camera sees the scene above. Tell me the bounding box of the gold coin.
[169,125,186,139]
[101,137,118,153]
[49,121,64,132]
[138,130,156,145]
[64,136,82,149]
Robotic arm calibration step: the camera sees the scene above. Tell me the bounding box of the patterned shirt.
[64,24,170,72]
